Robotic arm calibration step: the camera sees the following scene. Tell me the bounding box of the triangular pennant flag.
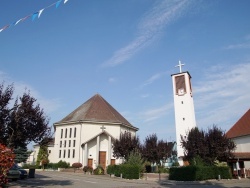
[32,12,39,21]
[21,15,30,22]
[0,25,9,32]
[56,0,62,8]
[38,9,44,18]
[64,0,69,4]
[14,19,22,25]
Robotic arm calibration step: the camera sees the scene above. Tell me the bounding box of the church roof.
[55,94,138,130]
[226,109,250,139]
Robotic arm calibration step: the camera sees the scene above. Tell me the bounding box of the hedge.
[169,166,232,181]
[107,164,140,179]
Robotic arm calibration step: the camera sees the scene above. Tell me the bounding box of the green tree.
[126,149,145,175]
[13,146,31,163]
[36,145,49,169]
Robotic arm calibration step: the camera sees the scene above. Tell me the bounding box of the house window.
[72,149,75,158]
[61,129,63,139]
[69,128,72,138]
[68,149,70,158]
[73,140,76,147]
[65,128,67,138]
[64,140,66,147]
[74,127,77,138]
[49,150,51,154]
[69,140,71,147]
[59,150,61,158]
[60,141,62,148]
[63,150,66,158]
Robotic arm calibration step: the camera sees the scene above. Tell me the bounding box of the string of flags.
[0,0,70,33]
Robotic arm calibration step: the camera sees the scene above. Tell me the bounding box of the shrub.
[107,164,140,179]
[83,166,93,173]
[0,144,15,187]
[93,165,104,175]
[57,160,70,168]
[169,166,232,181]
[46,163,58,170]
[22,164,39,169]
[72,163,82,169]
[107,165,120,176]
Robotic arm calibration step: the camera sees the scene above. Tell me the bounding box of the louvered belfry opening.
[175,75,186,94]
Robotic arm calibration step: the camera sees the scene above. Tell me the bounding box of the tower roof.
[226,109,250,138]
[55,94,138,130]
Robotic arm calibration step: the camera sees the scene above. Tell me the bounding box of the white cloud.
[0,71,62,115]
[224,42,250,50]
[224,35,250,50]
[142,73,162,87]
[103,0,193,67]
[139,103,173,123]
[108,77,116,83]
[194,62,250,131]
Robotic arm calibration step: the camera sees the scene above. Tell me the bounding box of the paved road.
[8,171,250,188]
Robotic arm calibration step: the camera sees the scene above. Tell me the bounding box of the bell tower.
[171,61,196,166]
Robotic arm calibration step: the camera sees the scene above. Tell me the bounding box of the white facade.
[171,71,196,165]
[51,121,135,168]
[232,135,250,169]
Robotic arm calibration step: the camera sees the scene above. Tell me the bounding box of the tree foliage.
[36,145,49,169]
[0,143,15,186]
[142,134,176,165]
[0,83,51,150]
[13,146,31,163]
[112,132,141,160]
[181,126,236,165]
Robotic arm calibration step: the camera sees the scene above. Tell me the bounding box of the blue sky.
[1,0,250,145]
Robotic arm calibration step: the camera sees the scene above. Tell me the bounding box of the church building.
[33,94,138,169]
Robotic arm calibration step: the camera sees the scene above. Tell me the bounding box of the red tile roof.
[55,94,138,130]
[226,109,250,139]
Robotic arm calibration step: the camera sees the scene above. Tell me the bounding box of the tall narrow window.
[69,128,72,138]
[61,129,63,139]
[73,140,76,147]
[72,149,75,158]
[65,128,67,138]
[60,141,62,148]
[64,140,66,147]
[63,150,66,158]
[69,140,71,147]
[74,127,77,138]
[68,149,70,158]
[59,150,61,158]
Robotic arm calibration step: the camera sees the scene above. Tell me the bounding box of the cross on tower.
[175,60,185,73]
[100,125,106,132]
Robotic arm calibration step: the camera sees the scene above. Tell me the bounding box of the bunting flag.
[0,0,70,33]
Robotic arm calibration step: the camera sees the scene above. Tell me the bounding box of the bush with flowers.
[0,144,15,187]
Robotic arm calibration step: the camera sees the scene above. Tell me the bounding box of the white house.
[226,109,250,177]
[32,94,138,169]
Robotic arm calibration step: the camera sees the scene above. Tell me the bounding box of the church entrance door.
[99,151,106,169]
[88,158,93,167]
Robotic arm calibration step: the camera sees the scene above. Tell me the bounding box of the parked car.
[7,165,20,181]
[17,166,28,179]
